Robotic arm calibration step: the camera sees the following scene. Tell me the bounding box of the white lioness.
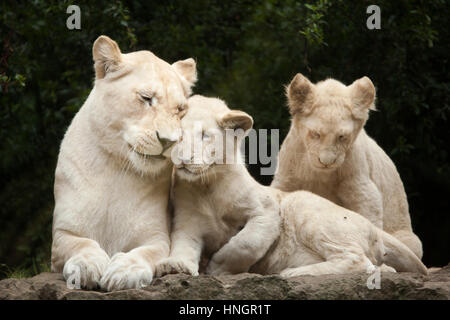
[51,35,197,291]
[155,95,427,278]
[271,74,423,259]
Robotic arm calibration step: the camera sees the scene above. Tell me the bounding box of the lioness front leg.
[52,230,110,290]
[155,215,203,277]
[206,212,280,276]
[337,177,383,229]
[99,241,169,291]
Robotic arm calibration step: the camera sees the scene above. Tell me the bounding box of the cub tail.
[378,230,428,275]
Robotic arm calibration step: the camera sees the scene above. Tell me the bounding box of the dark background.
[0,0,448,278]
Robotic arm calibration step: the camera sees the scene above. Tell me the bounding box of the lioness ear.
[286,73,315,115]
[219,110,254,132]
[93,35,122,79]
[350,76,376,119]
[172,58,197,94]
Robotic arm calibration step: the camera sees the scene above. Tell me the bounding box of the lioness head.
[87,35,197,174]
[286,73,376,171]
[172,95,253,182]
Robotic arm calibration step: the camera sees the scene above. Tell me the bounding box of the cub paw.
[155,257,199,277]
[99,252,153,291]
[379,264,397,273]
[205,259,233,276]
[63,251,110,290]
[279,267,314,278]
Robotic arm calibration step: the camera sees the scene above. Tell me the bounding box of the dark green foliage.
[0,0,448,278]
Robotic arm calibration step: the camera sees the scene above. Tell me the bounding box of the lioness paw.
[63,251,110,290]
[155,257,199,277]
[99,252,153,291]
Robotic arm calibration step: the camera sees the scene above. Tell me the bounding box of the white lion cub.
[155,95,427,278]
[51,36,197,291]
[271,73,423,259]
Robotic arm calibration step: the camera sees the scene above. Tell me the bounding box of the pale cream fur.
[154,96,427,278]
[51,36,197,291]
[271,74,423,259]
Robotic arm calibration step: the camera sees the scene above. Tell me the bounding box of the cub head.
[88,35,197,175]
[172,95,253,182]
[286,73,376,171]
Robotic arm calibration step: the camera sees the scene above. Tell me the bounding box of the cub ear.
[286,73,315,115]
[350,76,376,119]
[92,35,122,79]
[219,110,254,132]
[172,58,197,94]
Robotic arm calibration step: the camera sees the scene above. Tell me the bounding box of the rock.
[0,265,448,300]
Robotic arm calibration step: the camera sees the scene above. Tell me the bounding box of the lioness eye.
[310,131,320,139]
[142,95,157,107]
[338,135,346,142]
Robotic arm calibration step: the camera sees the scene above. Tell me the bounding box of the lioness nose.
[156,131,177,150]
[319,151,337,166]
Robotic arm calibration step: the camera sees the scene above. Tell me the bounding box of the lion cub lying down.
[155,95,427,278]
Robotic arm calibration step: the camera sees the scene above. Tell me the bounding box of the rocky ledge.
[0,265,448,300]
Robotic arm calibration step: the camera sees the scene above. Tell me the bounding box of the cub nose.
[178,154,193,164]
[156,131,177,150]
[318,151,337,166]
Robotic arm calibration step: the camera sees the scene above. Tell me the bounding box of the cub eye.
[142,95,158,108]
[177,104,186,113]
[310,131,320,139]
[202,132,211,141]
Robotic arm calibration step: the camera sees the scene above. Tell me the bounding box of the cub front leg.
[280,258,396,277]
[337,177,383,229]
[280,256,373,277]
[99,241,169,291]
[206,211,280,276]
[52,230,110,290]
[155,214,203,277]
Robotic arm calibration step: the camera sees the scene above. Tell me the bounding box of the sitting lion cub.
[51,36,197,291]
[155,95,427,278]
[271,74,423,259]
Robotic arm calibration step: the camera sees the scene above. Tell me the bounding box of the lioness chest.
[61,166,170,255]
